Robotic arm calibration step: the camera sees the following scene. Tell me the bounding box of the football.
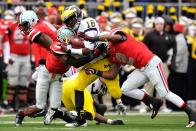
[70,37,85,48]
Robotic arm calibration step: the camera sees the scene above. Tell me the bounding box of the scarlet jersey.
[29,20,57,67]
[0,19,4,25]
[9,22,30,55]
[46,41,70,74]
[32,43,49,67]
[109,29,154,68]
[0,26,9,57]
[4,20,16,28]
[29,20,57,42]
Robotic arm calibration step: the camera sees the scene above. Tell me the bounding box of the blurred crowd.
[0,0,195,114]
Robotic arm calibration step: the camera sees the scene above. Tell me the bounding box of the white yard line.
[0,111,185,118]
[0,121,66,124]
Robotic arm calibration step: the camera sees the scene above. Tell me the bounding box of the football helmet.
[18,10,38,34]
[61,5,83,30]
[57,27,76,44]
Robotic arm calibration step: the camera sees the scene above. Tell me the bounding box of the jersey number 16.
[87,20,96,28]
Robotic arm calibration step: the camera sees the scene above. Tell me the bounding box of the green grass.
[0,113,195,131]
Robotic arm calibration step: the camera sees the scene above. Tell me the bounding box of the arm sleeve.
[2,35,10,64]
[29,29,41,42]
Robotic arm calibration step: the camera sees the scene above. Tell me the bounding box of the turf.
[0,113,195,131]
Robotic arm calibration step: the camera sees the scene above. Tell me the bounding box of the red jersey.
[29,20,57,42]
[32,43,49,67]
[109,29,154,68]
[0,26,9,57]
[4,20,16,28]
[29,20,57,67]
[46,41,70,74]
[9,22,30,55]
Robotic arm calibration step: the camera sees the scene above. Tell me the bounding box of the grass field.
[0,112,195,131]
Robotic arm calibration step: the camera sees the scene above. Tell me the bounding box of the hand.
[85,68,97,75]
[92,48,101,58]
[60,44,68,52]
[94,42,109,56]
[78,32,89,41]
[8,59,14,65]
[111,119,124,125]
[116,102,127,115]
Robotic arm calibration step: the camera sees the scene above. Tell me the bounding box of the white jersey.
[71,17,104,63]
[77,17,100,50]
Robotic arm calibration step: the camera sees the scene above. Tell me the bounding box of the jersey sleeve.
[29,28,41,42]
[2,34,10,64]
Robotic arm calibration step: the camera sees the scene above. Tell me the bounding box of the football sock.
[165,92,185,108]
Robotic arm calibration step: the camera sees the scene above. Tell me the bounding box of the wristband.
[70,48,83,55]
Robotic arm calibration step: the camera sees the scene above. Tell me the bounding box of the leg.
[121,69,148,100]
[18,59,31,108]
[122,69,163,118]
[73,58,111,125]
[7,61,20,111]
[44,79,62,125]
[15,65,50,126]
[147,58,195,127]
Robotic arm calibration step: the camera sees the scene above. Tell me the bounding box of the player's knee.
[121,86,130,94]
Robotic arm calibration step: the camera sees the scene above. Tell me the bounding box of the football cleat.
[65,122,87,127]
[186,111,196,128]
[44,109,56,125]
[150,99,163,119]
[15,111,25,126]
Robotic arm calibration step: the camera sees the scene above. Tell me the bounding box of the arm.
[79,32,127,43]
[85,63,120,80]
[66,55,95,68]
[2,34,10,64]
[33,33,53,50]
[55,53,95,68]
[60,44,92,56]
[94,112,124,125]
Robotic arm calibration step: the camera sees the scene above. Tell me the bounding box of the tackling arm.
[78,32,127,43]
[85,63,120,80]
[33,33,53,50]
[57,54,96,68]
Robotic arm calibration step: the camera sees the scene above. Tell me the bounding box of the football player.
[60,5,126,127]
[15,10,61,126]
[62,74,124,126]
[15,11,96,126]
[79,28,196,128]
